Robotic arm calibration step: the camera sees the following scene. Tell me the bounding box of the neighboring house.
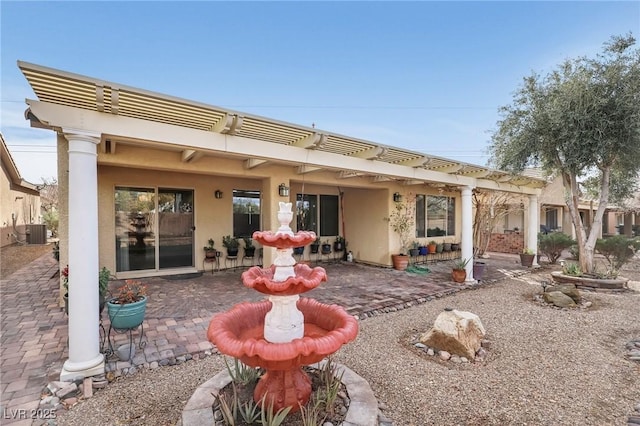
[17,61,547,380]
[0,133,43,247]
[487,169,639,254]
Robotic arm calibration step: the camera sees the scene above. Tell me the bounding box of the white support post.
[461,185,475,283]
[60,130,105,381]
[528,194,540,268]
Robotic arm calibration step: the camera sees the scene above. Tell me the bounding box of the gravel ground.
[54,263,640,426]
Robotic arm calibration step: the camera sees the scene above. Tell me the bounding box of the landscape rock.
[543,291,576,308]
[420,309,486,360]
[546,284,581,303]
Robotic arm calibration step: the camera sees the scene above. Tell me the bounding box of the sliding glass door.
[115,187,194,273]
[158,188,194,269]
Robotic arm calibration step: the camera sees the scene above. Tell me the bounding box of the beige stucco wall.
[1,163,42,247]
[85,144,467,273]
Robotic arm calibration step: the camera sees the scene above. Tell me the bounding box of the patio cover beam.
[25,100,541,196]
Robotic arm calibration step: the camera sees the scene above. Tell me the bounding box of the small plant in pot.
[61,265,112,316]
[333,236,346,252]
[452,258,471,283]
[222,235,240,257]
[204,238,216,258]
[107,279,148,330]
[321,240,332,254]
[427,240,437,254]
[409,241,420,257]
[386,196,415,271]
[520,248,536,267]
[310,236,321,254]
[243,237,256,257]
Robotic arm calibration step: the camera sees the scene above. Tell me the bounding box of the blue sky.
[1,1,638,183]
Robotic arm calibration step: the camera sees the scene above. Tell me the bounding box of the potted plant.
[452,258,471,283]
[310,236,321,254]
[243,237,256,257]
[520,248,536,267]
[61,265,112,316]
[293,246,305,255]
[443,239,452,252]
[333,236,346,252]
[409,241,420,257]
[387,197,415,271]
[451,242,460,251]
[107,279,148,329]
[436,242,444,253]
[222,235,240,257]
[203,238,216,258]
[427,240,437,254]
[321,240,332,255]
[418,243,428,256]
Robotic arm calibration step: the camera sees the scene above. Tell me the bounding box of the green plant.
[224,357,262,386]
[61,265,112,299]
[204,238,215,251]
[312,236,321,245]
[316,357,344,417]
[334,236,345,245]
[98,267,111,299]
[453,258,471,270]
[563,262,581,276]
[299,394,325,426]
[538,232,575,264]
[222,235,240,249]
[52,241,60,262]
[259,395,292,426]
[243,237,254,249]
[596,236,640,277]
[522,248,535,255]
[218,388,238,426]
[411,241,420,249]
[111,280,147,304]
[386,197,415,254]
[238,397,261,424]
[569,245,580,260]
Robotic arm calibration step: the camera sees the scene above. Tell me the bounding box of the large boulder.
[543,291,576,308]
[419,309,486,360]
[545,284,581,303]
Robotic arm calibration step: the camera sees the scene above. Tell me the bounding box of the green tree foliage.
[595,235,640,277]
[488,34,640,273]
[538,232,575,264]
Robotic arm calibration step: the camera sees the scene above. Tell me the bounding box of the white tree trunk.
[562,168,610,274]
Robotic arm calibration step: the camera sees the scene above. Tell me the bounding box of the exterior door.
[158,188,194,269]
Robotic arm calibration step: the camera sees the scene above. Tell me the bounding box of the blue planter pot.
[107,296,147,329]
[419,246,428,256]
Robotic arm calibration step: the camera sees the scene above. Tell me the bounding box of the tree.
[39,177,59,237]
[488,34,640,274]
[472,190,524,257]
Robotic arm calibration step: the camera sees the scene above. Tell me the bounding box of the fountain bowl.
[252,230,317,249]
[208,298,358,369]
[208,298,359,411]
[241,264,327,295]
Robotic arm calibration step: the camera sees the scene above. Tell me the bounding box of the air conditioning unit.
[26,224,47,244]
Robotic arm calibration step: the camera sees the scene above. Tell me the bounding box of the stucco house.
[17,61,546,379]
[1,133,43,248]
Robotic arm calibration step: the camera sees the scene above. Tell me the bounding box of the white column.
[528,194,540,268]
[60,130,105,380]
[460,185,475,283]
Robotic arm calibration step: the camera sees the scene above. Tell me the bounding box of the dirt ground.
[0,243,54,278]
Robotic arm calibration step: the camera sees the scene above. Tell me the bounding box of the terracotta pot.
[427,244,437,254]
[451,269,466,283]
[391,254,409,271]
[520,253,535,267]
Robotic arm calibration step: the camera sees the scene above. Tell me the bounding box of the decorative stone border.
[550,271,629,292]
[181,360,379,426]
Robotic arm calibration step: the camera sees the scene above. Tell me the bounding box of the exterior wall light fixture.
[278,183,290,197]
[214,190,223,199]
[393,192,402,202]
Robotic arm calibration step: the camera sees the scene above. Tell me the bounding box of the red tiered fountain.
[207,202,359,413]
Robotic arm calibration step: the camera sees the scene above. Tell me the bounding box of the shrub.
[595,236,640,277]
[538,232,575,264]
